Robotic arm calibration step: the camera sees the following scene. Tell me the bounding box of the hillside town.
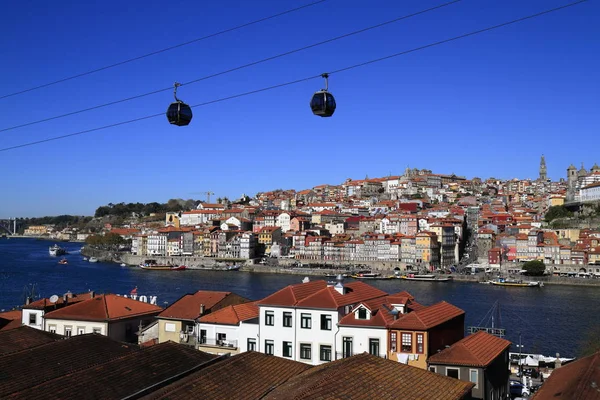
[21,159,600,276]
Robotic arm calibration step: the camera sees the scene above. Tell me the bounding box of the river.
[1,238,596,358]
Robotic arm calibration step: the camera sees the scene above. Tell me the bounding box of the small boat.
[120,263,127,267]
[88,257,98,263]
[83,257,88,261]
[49,244,67,257]
[226,265,240,271]
[488,277,543,287]
[58,258,68,265]
[325,273,349,278]
[138,259,186,271]
[400,274,453,282]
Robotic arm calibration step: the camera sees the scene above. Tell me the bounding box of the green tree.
[522,260,546,276]
[544,205,573,222]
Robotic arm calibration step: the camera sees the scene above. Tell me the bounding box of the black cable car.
[166,82,193,126]
[310,73,336,117]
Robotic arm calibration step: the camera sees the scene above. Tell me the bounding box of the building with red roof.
[428,331,511,400]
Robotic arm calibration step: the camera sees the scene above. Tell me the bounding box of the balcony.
[335,352,386,360]
[193,336,238,350]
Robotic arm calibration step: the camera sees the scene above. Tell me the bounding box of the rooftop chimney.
[90,291,95,299]
[25,297,31,305]
[555,353,562,369]
[334,274,344,295]
[200,304,205,315]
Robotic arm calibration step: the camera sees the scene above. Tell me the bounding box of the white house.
[21,291,90,331]
[196,301,259,355]
[147,234,167,256]
[257,278,387,365]
[276,212,292,233]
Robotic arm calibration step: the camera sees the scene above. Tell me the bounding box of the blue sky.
[0,0,598,217]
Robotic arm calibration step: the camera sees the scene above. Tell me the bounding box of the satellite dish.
[49,295,59,303]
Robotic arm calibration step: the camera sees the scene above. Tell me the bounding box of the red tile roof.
[0,310,22,331]
[44,294,162,322]
[295,281,388,309]
[0,326,61,355]
[428,331,511,368]
[531,351,600,400]
[258,280,328,307]
[23,292,90,310]
[158,291,247,320]
[198,301,259,325]
[143,351,312,400]
[263,353,474,400]
[389,301,465,330]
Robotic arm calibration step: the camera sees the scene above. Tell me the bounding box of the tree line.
[94,199,200,218]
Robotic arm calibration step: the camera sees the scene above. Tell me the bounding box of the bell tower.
[539,155,547,181]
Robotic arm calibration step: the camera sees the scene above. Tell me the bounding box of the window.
[77,327,85,335]
[342,337,353,358]
[28,313,37,325]
[217,332,227,345]
[301,313,311,329]
[92,327,101,334]
[401,333,412,352]
[300,343,312,360]
[369,338,380,356]
[64,326,72,337]
[283,341,292,358]
[320,345,332,361]
[200,329,207,344]
[283,312,292,327]
[264,340,274,355]
[165,322,176,332]
[469,369,479,388]
[320,314,332,330]
[247,338,257,351]
[390,332,397,352]
[49,325,56,334]
[265,310,274,326]
[416,333,424,354]
[429,366,437,373]
[357,308,367,319]
[446,368,459,379]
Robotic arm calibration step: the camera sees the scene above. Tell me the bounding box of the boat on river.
[49,244,67,257]
[351,272,394,280]
[88,257,98,263]
[139,259,186,271]
[488,277,543,287]
[58,258,68,265]
[226,265,240,271]
[400,273,453,282]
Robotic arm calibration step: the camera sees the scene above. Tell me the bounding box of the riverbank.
[80,247,600,287]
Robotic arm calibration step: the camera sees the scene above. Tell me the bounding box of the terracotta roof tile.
[0,334,136,397]
[258,280,327,307]
[263,353,474,400]
[296,281,388,309]
[158,291,248,321]
[389,301,465,330]
[531,351,600,400]
[198,301,259,325]
[143,351,312,400]
[23,292,89,310]
[8,342,217,399]
[428,331,511,368]
[0,326,61,355]
[44,294,162,322]
[0,310,22,331]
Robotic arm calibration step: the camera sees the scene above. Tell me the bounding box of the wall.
[45,318,107,336]
[294,309,338,365]
[22,309,44,330]
[196,323,241,355]
[158,319,183,344]
[238,320,259,352]
[337,325,387,359]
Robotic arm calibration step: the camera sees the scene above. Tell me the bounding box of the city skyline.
[1,0,598,217]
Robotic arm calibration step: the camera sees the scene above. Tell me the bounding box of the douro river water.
[1,238,597,357]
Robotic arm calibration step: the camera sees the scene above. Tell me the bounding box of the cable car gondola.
[166,82,193,126]
[310,73,336,117]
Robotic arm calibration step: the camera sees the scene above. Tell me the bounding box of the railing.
[195,337,238,349]
[335,351,387,360]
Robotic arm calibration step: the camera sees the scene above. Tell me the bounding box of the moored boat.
[138,259,186,271]
[351,272,394,280]
[226,265,240,271]
[488,277,543,287]
[49,244,67,257]
[400,273,453,282]
[88,257,98,263]
[58,258,68,265]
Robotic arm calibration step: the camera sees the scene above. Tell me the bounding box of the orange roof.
[258,280,328,307]
[428,331,511,368]
[44,294,162,322]
[295,281,388,309]
[24,292,90,310]
[531,351,600,400]
[159,291,244,321]
[389,301,464,330]
[198,301,259,325]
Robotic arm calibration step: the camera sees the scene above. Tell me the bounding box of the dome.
[567,164,577,171]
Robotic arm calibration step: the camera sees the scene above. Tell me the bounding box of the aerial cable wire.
[0,0,589,153]
[0,0,463,134]
[0,0,329,100]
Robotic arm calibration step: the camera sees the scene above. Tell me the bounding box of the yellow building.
[549,196,565,207]
[415,231,439,267]
[24,225,48,236]
[165,212,180,228]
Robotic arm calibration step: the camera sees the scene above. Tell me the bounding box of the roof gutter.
[120,352,230,400]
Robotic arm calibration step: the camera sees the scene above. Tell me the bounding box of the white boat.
[49,244,66,257]
[120,263,127,267]
[88,257,98,263]
[83,257,88,261]
[400,274,453,282]
[488,277,543,287]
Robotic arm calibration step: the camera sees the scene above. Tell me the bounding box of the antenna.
[49,295,59,303]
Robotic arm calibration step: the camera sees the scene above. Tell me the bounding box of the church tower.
[539,155,547,181]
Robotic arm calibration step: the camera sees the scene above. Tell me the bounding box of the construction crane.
[190,191,215,203]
